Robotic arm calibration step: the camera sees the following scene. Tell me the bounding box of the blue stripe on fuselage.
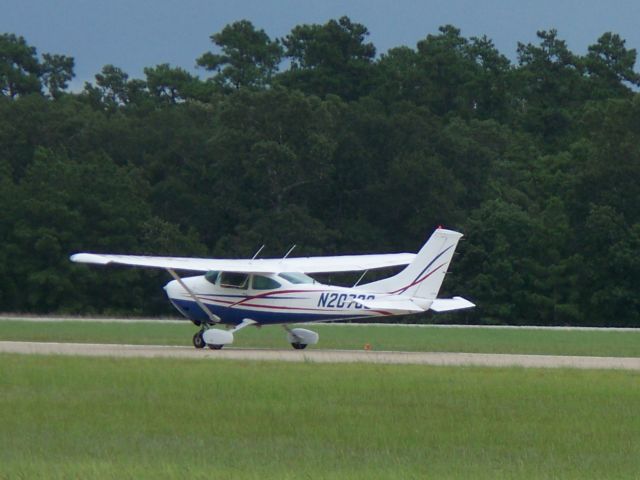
[170,298,371,325]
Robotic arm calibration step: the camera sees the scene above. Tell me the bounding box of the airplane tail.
[358,228,463,299]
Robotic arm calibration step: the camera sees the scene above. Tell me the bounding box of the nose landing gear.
[193,330,206,349]
[191,318,258,350]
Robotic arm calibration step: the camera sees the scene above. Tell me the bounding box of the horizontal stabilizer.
[355,298,425,313]
[430,296,475,312]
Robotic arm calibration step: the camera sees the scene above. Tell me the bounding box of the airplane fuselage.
[164,273,408,326]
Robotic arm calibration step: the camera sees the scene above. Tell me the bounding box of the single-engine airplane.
[70,227,474,350]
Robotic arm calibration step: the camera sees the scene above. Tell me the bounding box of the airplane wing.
[429,296,476,312]
[70,252,416,274]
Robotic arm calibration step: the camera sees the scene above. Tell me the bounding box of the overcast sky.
[3,0,640,90]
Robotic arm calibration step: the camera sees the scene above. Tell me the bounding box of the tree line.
[1,18,639,325]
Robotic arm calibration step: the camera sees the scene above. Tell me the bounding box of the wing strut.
[353,269,369,287]
[166,269,221,324]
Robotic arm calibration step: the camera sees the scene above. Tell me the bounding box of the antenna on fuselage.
[281,244,297,261]
[251,244,265,261]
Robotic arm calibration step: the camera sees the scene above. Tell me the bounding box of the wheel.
[208,344,224,350]
[291,342,308,350]
[192,331,206,349]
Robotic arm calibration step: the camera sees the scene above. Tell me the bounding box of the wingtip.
[69,253,111,265]
[453,296,476,308]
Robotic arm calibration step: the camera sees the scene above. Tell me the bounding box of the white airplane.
[70,227,474,350]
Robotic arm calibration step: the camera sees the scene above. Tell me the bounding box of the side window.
[278,272,315,284]
[218,272,249,289]
[252,275,282,290]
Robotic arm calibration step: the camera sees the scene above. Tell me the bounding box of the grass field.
[1,318,640,357]
[0,354,639,479]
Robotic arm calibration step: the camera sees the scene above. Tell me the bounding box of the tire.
[208,344,224,350]
[192,331,206,349]
[291,342,308,350]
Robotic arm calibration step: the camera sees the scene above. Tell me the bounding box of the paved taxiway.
[1,341,640,370]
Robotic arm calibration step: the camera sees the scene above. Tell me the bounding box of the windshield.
[278,272,316,284]
[204,271,219,285]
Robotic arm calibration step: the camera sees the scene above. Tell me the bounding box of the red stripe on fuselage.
[228,289,324,307]
[389,263,446,294]
[194,295,377,315]
[189,294,396,316]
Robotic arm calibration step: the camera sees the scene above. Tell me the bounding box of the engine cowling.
[286,328,319,345]
[203,329,234,346]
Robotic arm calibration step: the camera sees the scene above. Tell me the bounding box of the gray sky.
[3,0,640,90]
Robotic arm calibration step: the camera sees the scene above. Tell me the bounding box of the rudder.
[358,228,463,299]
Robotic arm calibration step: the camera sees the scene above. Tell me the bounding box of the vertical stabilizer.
[358,228,463,299]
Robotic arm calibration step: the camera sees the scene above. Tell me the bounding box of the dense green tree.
[0,160,16,306]
[204,88,336,253]
[371,46,420,105]
[0,35,75,100]
[41,53,74,98]
[0,93,62,179]
[577,206,640,326]
[83,64,151,109]
[373,27,512,120]
[144,63,200,103]
[414,25,477,115]
[464,36,512,120]
[514,30,585,147]
[6,149,154,312]
[574,97,640,223]
[585,32,640,98]
[0,23,639,325]
[197,20,282,90]
[0,34,42,97]
[279,16,376,100]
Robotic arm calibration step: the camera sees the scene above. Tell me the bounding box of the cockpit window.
[204,271,220,285]
[218,272,249,289]
[252,275,282,290]
[278,272,315,284]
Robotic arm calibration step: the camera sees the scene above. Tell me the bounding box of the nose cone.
[164,279,180,299]
[164,279,190,320]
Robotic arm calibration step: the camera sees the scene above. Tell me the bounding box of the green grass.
[1,319,640,357]
[0,354,639,479]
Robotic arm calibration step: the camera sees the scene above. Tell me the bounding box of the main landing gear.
[284,326,319,350]
[192,330,223,350]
